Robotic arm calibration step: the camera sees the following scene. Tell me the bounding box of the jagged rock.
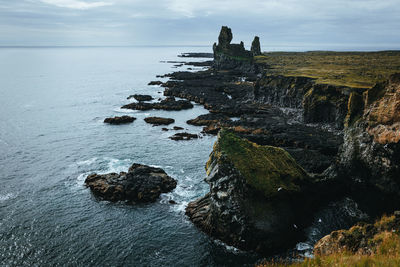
[336,73,400,196]
[169,132,198,141]
[314,212,400,255]
[85,163,177,203]
[172,126,184,130]
[212,26,256,72]
[251,36,261,56]
[186,130,336,255]
[122,96,193,111]
[127,94,153,102]
[104,116,136,124]
[144,117,175,125]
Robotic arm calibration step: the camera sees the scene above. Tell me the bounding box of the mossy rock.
[208,130,310,198]
[344,91,364,127]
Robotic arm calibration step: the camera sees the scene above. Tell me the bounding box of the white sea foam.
[76,157,98,166]
[113,107,138,113]
[0,193,15,202]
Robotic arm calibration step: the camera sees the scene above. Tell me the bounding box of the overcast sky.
[0,0,399,50]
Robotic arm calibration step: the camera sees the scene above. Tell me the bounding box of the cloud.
[40,0,113,10]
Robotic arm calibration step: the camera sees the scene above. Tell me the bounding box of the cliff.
[186,130,337,255]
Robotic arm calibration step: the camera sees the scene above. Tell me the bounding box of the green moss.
[212,130,309,198]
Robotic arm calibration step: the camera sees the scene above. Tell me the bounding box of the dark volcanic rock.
[85,163,177,203]
[104,116,136,124]
[212,26,257,72]
[148,81,163,86]
[251,36,261,56]
[187,113,231,126]
[122,96,193,111]
[335,73,400,196]
[172,126,184,130]
[127,94,153,102]
[169,132,198,141]
[186,130,337,255]
[144,117,175,125]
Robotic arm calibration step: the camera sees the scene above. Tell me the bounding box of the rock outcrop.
[336,73,400,196]
[104,116,136,124]
[251,36,261,56]
[127,94,153,102]
[144,117,175,125]
[85,163,177,203]
[169,132,198,141]
[212,26,258,72]
[122,96,193,111]
[186,130,336,255]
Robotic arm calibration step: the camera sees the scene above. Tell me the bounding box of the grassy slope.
[255,51,400,88]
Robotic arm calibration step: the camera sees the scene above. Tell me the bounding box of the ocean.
[0,47,259,266]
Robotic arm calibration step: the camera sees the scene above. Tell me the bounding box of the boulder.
[85,163,177,203]
[104,116,136,124]
[144,117,175,125]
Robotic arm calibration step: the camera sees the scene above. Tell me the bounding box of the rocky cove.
[86,26,400,263]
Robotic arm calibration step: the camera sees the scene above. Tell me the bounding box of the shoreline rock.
[127,94,153,102]
[144,117,175,125]
[104,116,136,124]
[85,163,177,203]
[122,96,193,111]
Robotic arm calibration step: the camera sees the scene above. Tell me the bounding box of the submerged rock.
[104,116,136,124]
[85,163,177,203]
[186,130,333,255]
[144,117,175,125]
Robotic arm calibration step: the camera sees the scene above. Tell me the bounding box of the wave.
[0,193,15,202]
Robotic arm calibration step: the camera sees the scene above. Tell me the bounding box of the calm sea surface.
[0,47,260,266]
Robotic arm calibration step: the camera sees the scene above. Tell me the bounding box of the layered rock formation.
[85,163,177,203]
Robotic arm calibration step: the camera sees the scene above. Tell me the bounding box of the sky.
[0,0,399,50]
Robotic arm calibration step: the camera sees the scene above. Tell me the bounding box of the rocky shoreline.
[92,26,400,262]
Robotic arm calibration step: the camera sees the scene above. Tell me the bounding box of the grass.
[255,51,400,88]
[208,130,310,198]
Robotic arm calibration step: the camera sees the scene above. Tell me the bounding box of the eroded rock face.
[85,163,177,203]
[186,130,334,255]
[337,73,400,196]
[104,116,136,124]
[314,211,400,256]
